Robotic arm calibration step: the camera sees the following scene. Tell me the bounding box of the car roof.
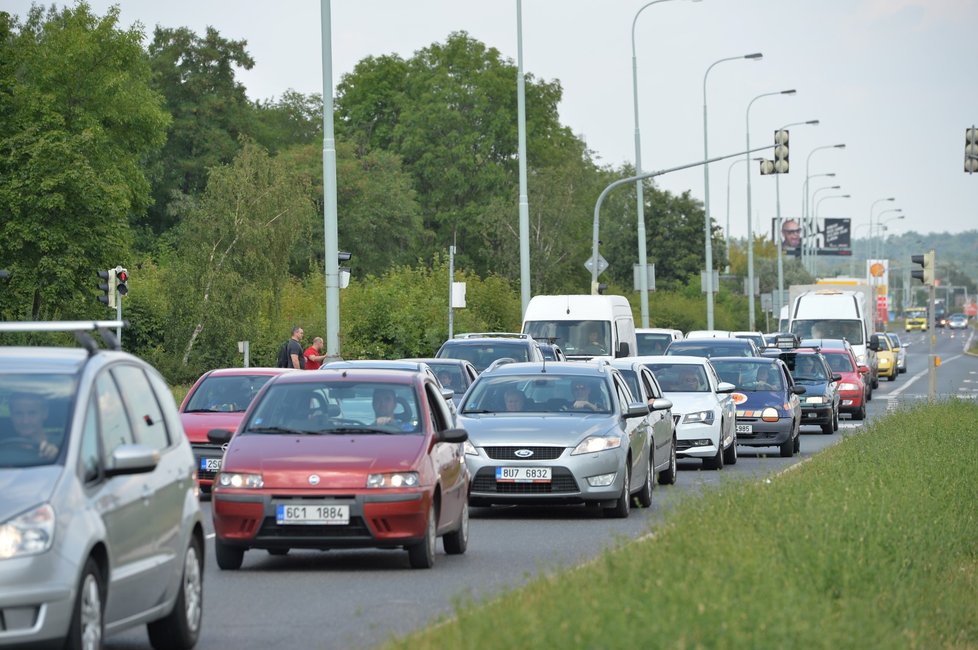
[323,359,432,371]
[289,367,422,385]
[709,356,776,364]
[633,355,709,366]
[671,338,752,346]
[199,367,295,378]
[0,346,92,373]
[403,357,473,367]
[480,360,613,378]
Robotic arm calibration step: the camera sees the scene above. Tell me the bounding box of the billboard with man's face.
[772,218,851,256]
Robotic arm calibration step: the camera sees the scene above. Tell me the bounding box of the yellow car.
[875,332,898,381]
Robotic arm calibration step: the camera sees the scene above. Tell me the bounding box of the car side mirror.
[207,428,234,445]
[716,381,736,393]
[791,385,807,395]
[651,398,673,412]
[625,402,651,418]
[832,374,843,383]
[616,342,630,358]
[439,427,468,443]
[857,364,870,375]
[440,387,455,402]
[105,444,159,477]
[868,334,880,351]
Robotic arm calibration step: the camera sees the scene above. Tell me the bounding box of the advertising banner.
[772,217,851,256]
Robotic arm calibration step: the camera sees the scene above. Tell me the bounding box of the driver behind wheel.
[372,388,397,425]
[7,392,58,459]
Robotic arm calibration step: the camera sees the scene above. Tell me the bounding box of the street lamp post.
[725,156,764,269]
[877,213,905,260]
[702,52,763,329]
[803,144,846,273]
[867,197,895,265]
[773,120,819,320]
[631,0,700,328]
[745,88,795,331]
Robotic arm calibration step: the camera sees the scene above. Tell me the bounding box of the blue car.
[710,357,805,457]
[762,347,841,435]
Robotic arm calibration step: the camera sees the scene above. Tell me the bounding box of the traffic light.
[590,281,607,295]
[97,269,116,308]
[773,129,789,173]
[115,267,129,297]
[910,250,935,285]
[759,159,775,175]
[338,251,352,289]
[966,126,978,173]
[338,251,352,263]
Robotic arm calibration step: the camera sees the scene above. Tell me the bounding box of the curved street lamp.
[774,119,818,318]
[631,0,701,327]
[744,88,796,330]
[803,144,846,272]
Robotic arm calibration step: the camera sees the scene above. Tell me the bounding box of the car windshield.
[905,309,926,319]
[437,342,531,372]
[0,374,76,468]
[523,320,611,358]
[876,336,891,351]
[184,374,276,413]
[886,334,902,347]
[711,360,783,391]
[244,381,421,434]
[461,374,612,414]
[790,319,865,345]
[665,341,754,358]
[636,333,672,356]
[789,356,827,381]
[823,352,855,373]
[643,363,710,393]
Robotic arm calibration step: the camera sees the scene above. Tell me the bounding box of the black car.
[435,333,544,373]
[665,338,759,358]
[762,345,841,434]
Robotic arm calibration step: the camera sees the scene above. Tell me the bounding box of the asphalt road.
[107,328,976,650]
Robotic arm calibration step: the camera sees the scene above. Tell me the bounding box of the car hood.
[0,467,61,522]
[181,412,246,443]
[223,434,428,488]
[734,391,789,410]
[459,414,614,446]
[660,392,721,415]
[795,380,831,396]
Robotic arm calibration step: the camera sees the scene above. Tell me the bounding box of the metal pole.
[775,171,784,320]
[115,291,122,344]
[928,280,937,399]
[516,0,531,316]
[321,0,341,356]
[448,244,455,339]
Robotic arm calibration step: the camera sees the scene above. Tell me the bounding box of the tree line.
[1,3,786,383]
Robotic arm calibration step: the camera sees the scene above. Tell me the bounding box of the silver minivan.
[0,321,204,649]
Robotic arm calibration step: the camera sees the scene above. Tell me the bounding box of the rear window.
[643,363,710,393]
[436,342,531,372]
[185,374,276,413]
[636,333,672,356]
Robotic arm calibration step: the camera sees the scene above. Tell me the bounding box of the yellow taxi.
[874,332,898,381]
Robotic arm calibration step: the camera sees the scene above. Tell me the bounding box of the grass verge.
[388,401,978,649]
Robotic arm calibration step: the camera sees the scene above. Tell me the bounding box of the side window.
[112,365,170,451]
[613,376,631,410]
[94,372,135,462]
[79,395,102,484]
[425,383,451,432]
[642,369,660,399]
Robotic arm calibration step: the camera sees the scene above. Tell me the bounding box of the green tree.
[251,90,323,153]
[164,141,314,372]
[144,25,256,237]
[0,3,169,321]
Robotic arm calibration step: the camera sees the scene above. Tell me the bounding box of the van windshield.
[789,319,864,345]
[523,320,611,358]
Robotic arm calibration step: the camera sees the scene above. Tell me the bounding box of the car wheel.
[779,430,795,458]
[267,548,290,556]
[723,430,738,465]
[703,439,724,470]
[635,454,653,508]
[658,437,678,485]
[215,539,244,571]
[832,408,839,432]
[65,558,104,650]
[872,376,879,389]
[793,424,801,453]
[821,418,834,435]
[148,535,203,650]
[443,499,469,555]
[866,386,873,402]
[853,403,866,420]
[604,462,631,518]
[408,503,437,569]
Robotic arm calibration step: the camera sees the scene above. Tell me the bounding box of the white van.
[521,295,637,361]
[788,289,880,373]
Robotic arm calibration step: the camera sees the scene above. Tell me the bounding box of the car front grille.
[472,467,579,493]
[483,446,564,460]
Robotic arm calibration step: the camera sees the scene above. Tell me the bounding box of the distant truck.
[904,307,928,332]
[521,294,637,362]
[787,284,880,388]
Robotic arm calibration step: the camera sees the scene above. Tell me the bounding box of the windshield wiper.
[184,408,222,413]
[461,409,494,414]
[245,426,313,435]
[323,427,396,435]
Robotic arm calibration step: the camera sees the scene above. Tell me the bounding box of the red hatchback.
[180,367,294,495]
[209,368,470,569]
[820,348,869,420]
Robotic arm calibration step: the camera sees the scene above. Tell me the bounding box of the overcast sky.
[8,0,978,242]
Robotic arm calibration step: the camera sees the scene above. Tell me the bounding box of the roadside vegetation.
[388,400,978,649]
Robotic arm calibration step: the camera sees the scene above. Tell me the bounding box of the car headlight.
[463,440,478,456]
[839,382,860,391]
[217,472,264,489]
[571,435,622,455]
[682,410,715,425]
[761,407,780,422]
[0,504,55,559]
[367,472,419,488]
[806,396,825,404]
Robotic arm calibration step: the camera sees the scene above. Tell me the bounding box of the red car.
[209,368,470,569]
[819,348,869,420]
[179,367,294,495]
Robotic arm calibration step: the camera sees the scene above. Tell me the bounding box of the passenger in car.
[7,392,59,459]
[504,389,527,412]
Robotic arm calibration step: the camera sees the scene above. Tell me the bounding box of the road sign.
[584,255,608,275]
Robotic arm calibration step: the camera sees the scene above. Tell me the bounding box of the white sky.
[7,0,978,241]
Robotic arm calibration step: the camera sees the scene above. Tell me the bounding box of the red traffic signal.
[115,267,129,296]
